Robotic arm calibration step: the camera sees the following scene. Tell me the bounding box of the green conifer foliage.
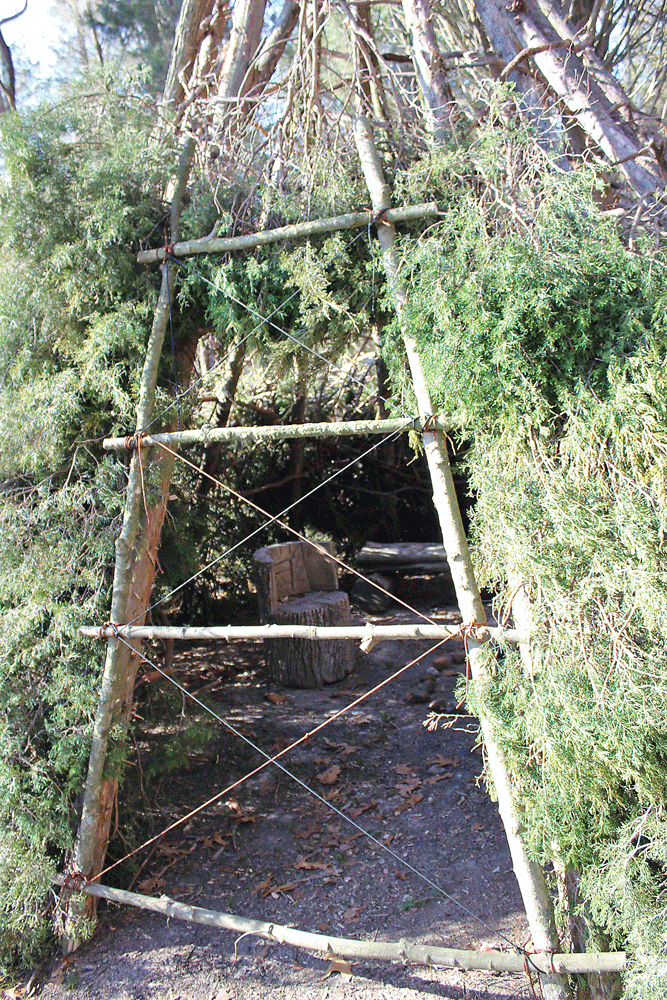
[0,94,174,969]
[390,118,667,996]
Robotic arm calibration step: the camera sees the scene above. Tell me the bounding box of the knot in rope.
[99,621,122,640]
[522,954,545,1000]
[62,869,88,893]
[459,622,489,644]
[124,431,148,451]
[370,207,389,226]
[162,227,176,261]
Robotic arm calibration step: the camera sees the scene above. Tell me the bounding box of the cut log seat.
[253,541,355,688]
[354,542,456,607]
[356,541,450,574]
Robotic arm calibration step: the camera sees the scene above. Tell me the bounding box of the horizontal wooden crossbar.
[102,415,452,451]
[80,623,526,645]
[54,877,626,975]
[136,202,440,264]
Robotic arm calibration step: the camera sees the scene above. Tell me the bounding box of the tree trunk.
[401,0,452,142]
[473,0,665,196]
[194,336,247,501]
[354,115,569,1000]
[263,592,356,688]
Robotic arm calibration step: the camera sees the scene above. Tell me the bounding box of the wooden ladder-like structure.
[69,120,575,996]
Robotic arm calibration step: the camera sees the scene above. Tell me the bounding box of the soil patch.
[35,590,538,1000]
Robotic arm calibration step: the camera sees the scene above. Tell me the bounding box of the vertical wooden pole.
[354,116,569,1000]
[67,139,195,943]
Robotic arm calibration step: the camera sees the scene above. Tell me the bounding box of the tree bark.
[354,115,569,1000]
[401,0,452,142]
[473,0,665,196]
[67,137,195,946]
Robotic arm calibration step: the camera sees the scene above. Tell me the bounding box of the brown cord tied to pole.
[123,431,149,451]
[523,954,546,1000]
[62,870,89,892]
[422,414,438,433]
[371,207,390,226]
[98,621,122,640]
[456,622,490,709]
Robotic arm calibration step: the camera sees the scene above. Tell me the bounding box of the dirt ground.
[29,581,542,1000]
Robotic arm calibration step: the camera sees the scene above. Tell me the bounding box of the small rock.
[432,656,450,671]
[421,666,439,680]
[428,697,463,713]
[450,650,466,665]
[406,688,431,704]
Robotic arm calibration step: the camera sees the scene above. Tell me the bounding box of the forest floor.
[30,579,542,1000]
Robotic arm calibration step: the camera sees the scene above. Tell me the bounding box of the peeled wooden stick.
[136,203,439,263]
[79,622,526,644]
[53,877,626,975]
[354,116,570,1000]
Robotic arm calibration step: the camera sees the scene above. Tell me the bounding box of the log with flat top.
[253,541,356,687]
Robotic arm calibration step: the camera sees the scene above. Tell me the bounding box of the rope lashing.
[523,954,546,1000]
[422,414,438,433]
[456,622,490,709]
[123,431,149,451]
[98,621,122,641]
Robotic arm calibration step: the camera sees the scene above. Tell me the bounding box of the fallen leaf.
[473,822,485,831]
[424,772,453,785]
[294,823,321,840]
[317,765,341,785]
[255,943,271,961]
[317,922,329,932]
[395,792,424,813]
[396,779,422,797]
[322,958,353,981]
[273,882,298,893]
[137,876,166,893]
[425,755,460,767]
[251,876,273,896]
[392,763,413,775]
[343,905,364,923]
[335,743,359,756]
[265,692,289,705]
[293,855,331,871]
[348,802,375,818]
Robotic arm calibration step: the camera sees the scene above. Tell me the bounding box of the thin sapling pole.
[68,138,195,943]
[354,115,569,1000]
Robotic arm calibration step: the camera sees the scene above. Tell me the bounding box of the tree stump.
[253,541,355,688]
[265,591,355,687]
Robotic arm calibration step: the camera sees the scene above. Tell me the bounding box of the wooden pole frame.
[55,878,626,976]
[80,622,526,645]
[102,416,452,451]
[136,203,439,264]
[354,116,570,999]
[68,138,196,940]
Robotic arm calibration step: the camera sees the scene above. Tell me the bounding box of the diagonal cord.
[145,437,473,637]
[167,250,392,414]
[140,288,301,436]
[100,632,523,954]
[96,635,443,881]
[124,425,410,628]
[142,217,386,439]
